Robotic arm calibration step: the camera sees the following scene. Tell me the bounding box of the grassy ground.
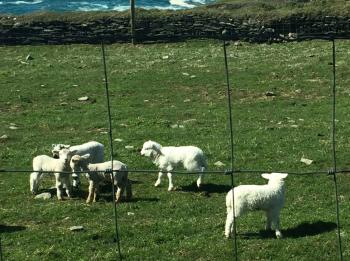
[0,39,350,260]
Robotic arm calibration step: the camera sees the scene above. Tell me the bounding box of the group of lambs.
[30,140,288,239]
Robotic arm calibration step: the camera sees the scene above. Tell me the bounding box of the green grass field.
[0,39,350,260]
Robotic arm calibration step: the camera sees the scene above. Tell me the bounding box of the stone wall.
[0,12,349,45]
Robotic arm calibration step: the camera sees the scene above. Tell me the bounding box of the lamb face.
[52,144,70,159]
[140,141,159,158]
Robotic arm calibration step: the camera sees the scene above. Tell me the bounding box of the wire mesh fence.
[0,21,349,260]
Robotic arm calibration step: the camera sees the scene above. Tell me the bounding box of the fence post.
[222,30,238,261]
[130,0,136,44]
[0,236,3,261]
[330,39,344,261]
[101,41,123,260]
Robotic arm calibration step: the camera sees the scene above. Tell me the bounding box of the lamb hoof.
[168,186,174,191]
[275,232,283,239]
[154,181,161,187]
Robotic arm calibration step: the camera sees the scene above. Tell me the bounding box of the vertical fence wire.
[223,38,238,261]
[0,236,3,261]
[330,39,344,261]
[101,41,123,260]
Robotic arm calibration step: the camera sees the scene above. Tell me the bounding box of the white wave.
[169,0,195,8]
[190,0,206,4]
[75,2,109,11]
[112,4,184,11]
[112,5,130,11]
[9,0,43,4]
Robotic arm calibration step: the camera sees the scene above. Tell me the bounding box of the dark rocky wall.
[0,13,349,45]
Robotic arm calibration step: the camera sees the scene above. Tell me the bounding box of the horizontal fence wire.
[2,168,350,175]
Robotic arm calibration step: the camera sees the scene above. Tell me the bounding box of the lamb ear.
[64,145,71,149]
[82,154,90,160]
[277,173,288,179]
[261,173,270,180]
[70,149,78,155]
[52,144,57,149]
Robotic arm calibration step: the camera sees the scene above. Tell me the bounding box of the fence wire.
[101,41,123,260]
[0,31,349,260]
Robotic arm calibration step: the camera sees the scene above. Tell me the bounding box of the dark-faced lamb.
[51,141,104,188]
[70,154,132,203]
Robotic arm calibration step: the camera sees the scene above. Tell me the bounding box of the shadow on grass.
[283,221,337,238]
[241,221,337,239]
[0,224,26,233]
[180,182,231,194]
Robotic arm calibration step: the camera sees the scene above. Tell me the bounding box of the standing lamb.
[140,140,207,191]
[30,148,76,200]
[51,141,104,188]
[70,154,132,203]
[225,172,288,239]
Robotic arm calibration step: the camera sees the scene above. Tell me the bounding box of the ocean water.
[0,0,213,14]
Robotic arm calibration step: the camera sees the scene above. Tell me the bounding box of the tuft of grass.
[0,39,350,260]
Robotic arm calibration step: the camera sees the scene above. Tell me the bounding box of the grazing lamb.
[51,141,104,188]
[140,140,207,191]
[30,148,76,200]
[70,154,132,203]
[225,172,288,239]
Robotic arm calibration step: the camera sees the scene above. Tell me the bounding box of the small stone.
[114,138,123,142]
[300,157,313,165]
[25,54,33,61]
[162,55,169,59]
[182,72,190,76]
[9,126,18,130]
[127,212,135,216]
[265,91,276,97]
[69,226,84,232]
[170,124,185,129]
[183,119,197,124]
[125,145,134,150]
[291,125,298,128]
[183,99,191,103]
[78,96,89,101]
[0,135,8,140]
[34,192,52,200]
[214,161,226,167]
[144,100,149,102]
[190,75,196,78]
[72,84,78,87]
[60,102,68,106]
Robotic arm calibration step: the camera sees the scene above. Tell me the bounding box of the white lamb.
[51,141,104,188]
[30,148,76,200]
[225,172,288,239]
[70,154,132,203]
[140,140,207,191]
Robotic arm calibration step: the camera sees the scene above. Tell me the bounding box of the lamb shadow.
[129,197,160,203]
[0,224,26,233]
[240,221,337,239]
[283,221,337,238]
[180,182,231,194]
